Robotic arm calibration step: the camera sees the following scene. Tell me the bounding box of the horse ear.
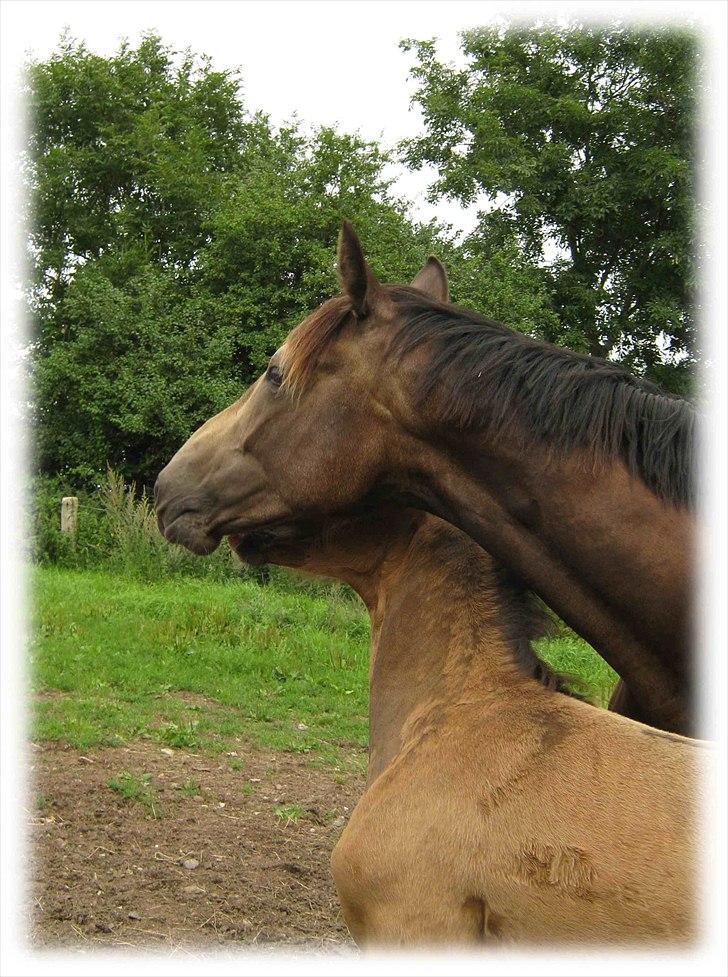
[410,256,449,303]
[337,221,383,317]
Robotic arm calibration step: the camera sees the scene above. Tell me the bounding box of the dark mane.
[388,286,696,508]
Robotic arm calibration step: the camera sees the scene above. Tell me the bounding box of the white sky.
[4,0,490,233]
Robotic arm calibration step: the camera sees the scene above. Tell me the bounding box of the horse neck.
[400,430,693,734]
[364,521,540,783]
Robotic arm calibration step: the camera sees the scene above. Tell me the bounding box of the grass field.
[29,567,618,768]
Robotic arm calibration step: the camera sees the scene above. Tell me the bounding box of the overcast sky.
[1,0,714,238]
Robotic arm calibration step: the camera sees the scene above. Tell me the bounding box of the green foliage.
[27,32,247,296]
[158,720,200,749]
[32,264,246,484]
[28,474,110,568]
[274,803,305,823]
[537,635,617,706]
[197,125,451,373]
[25,33,254,484]
[402,23,698,390]
[449,237,561,339]
[97,468,218,579]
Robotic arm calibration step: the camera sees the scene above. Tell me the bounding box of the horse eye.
[266,363,283,388]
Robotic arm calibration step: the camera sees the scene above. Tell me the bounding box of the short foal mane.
[424,521,587,701]
[492,564,589,701]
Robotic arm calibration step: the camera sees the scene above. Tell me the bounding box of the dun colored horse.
[156,223,696,734]
[228,507,708,947]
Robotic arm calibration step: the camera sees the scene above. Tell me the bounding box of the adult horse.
[156,223,697,734]
[228,506,706,946]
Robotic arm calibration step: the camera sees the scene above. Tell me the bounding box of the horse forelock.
[282,295,353,395]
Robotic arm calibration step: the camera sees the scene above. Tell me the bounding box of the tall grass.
[98,468,161,567]
[97,468,233,578]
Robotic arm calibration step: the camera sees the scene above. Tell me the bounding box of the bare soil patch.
[28,739,366,952]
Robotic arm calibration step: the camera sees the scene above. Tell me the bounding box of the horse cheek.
[297,410,380,509]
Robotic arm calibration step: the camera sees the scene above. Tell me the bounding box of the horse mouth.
[160,511,222,556]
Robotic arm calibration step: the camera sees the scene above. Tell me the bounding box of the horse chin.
[162,512,221,555]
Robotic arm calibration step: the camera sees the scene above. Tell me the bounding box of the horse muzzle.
[154,466,221,555]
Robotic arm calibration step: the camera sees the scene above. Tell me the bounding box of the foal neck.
[365,517,549,781]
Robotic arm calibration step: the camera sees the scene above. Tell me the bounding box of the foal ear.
[410,256,449,303]
[337,221,384,317]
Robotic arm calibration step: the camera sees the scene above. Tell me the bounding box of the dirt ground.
[27,738,367,952]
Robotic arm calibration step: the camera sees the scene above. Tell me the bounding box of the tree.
[27,36,454,486]
[401,23,698,391]
[195,125,449,373]
[27,33,249,312]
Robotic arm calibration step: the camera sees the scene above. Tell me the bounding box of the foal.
[232,508,707,947]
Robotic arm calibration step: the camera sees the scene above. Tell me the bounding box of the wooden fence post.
[61,497,79,538]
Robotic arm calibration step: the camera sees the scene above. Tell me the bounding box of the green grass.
[107,770,161,818]
[274,803,305,823]
[537,634,618,705]
[158,720,200,749]
[178,779,202,797]
[29,567,618,767]
[30,566,370,767]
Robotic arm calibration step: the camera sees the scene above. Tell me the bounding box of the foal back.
[332,692,709,947]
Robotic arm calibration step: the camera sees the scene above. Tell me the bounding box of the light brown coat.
[251,509,709,947]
